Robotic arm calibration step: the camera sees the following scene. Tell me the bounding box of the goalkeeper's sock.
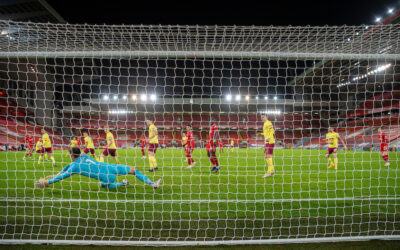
[50,156,55,163]
[38,155,43,164]
[45,154,48,160]
[328,157,333,165]
[115,157,120,164]
[94,155,99,161]
[135,170,154,185]
[100,156,104,162]
[334,158,338,169]
[149,156,154,170]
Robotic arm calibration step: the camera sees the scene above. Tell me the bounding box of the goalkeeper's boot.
[385,162,390,167]
[328,164,334,169]
[153,178,163,190]
[53,163,57,167]
[271,170,276,175]
[263,173,272,178]
[154,167,159,171]
[148,169,154,172]
[122,179,130,186]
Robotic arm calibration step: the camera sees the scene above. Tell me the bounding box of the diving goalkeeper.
[35,147,162,189]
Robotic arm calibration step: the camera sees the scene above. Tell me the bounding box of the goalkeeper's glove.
[34,178,49,189]
[46,175,57,180]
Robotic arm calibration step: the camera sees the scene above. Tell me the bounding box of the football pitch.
[0,148,399,241]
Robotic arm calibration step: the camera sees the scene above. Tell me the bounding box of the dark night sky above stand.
[47,0,395,26]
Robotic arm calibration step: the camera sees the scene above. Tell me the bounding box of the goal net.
[0,20,399,246]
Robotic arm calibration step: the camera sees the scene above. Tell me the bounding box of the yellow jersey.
[182,136,187,145]
[70,139,78,148]
[84,136,95,149]
[326,132,339,148]
[35,141,43,151]
[263,120,275,144]
[106,132,117,149]
[231,140,234,146]
[149,124,158,144]
[42,132,51,148]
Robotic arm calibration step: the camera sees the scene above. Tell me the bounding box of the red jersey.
[186,131,195,148]
[140,136,147,148]
[208,124,218,142]
[76,138,81,147]
[23,135,34,146]
[379,133,388,144]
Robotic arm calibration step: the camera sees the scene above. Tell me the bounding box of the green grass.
[0,148,399,242]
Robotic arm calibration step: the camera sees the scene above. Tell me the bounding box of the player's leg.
[109,149,120,164]
[210,151,219,173]
[141,148,146,159]
[47,149,56,166]
[185,148,195,169]
[326,148,334,168]
[263,144,275,178]
[37,150,44,164]
[332,149,338,170]
[380,145,390,166]
[188,148,195,167]
[100,149,108,162]
[148,144,158,171]
[90,149,99,161]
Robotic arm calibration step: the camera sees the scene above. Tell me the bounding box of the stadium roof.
[0,0,65,23]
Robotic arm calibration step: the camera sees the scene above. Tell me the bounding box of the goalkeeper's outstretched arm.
[35,165,74,189]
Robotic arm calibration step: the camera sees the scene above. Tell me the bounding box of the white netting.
[0,20,399,245]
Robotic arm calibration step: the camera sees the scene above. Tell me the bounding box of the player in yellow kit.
[230,139,234,152]
[83,131,98,161]
[326,127,347,170]
[40,129,56,166]
[35,138,44,163]
[100,126,120,164]
[261,115,275,178]
[146,119,159,172]
[65,136,80,157]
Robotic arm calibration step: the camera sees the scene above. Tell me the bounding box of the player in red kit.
[140,135,147,159]
[22,135,34,160]
[184,124,196,169]
[207,120,220,173]
[378,128,390,166]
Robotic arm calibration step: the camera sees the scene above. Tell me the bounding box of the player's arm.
[36,164,74,188]
[338,136,348,150]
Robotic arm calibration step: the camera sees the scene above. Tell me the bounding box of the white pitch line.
[1,197,399,203]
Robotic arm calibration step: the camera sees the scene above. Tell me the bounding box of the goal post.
[0,20,399,246]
